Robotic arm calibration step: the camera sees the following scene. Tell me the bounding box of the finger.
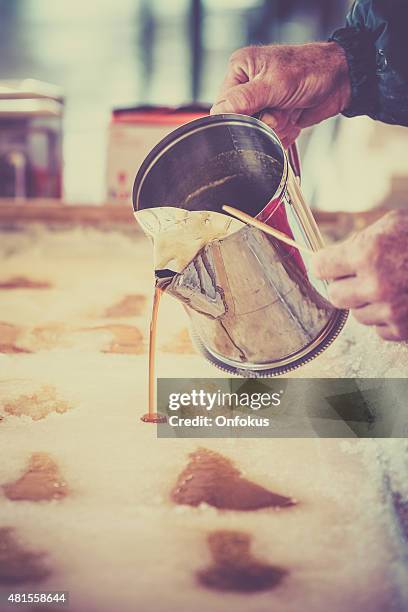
[211,69,248,114]
[211,79,269,116]
[289,109,303,125]
[281,125,301,149]
[260,110,291,132]
[297,101,335,129]
[311,242,358,280]
[218,72,245,99]
[352,303,390,326]
[270,110,302,147]
[376,323,408,342]
[327,277,369,309]
[210,74,245,115]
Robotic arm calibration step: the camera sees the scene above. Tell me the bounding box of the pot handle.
[287,143,301,182]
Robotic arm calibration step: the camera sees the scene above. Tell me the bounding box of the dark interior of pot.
[134,122,285,217]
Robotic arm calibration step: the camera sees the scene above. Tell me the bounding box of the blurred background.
[0,0,406,214]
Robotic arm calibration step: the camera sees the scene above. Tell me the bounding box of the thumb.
[211,79,269,116]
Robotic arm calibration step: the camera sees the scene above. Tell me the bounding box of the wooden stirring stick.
[222,205,314,255]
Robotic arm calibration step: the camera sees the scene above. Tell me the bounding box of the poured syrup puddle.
[197,530,287,593]
[0,276,51,290]
[3,453,69,502]
[0,528,50,584]
[0,322,30,354]
[104,294,146,318]
[3,385,71,421]
[141,285,167,424]
[171,448,296,511]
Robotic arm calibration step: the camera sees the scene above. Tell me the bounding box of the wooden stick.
[222,205,314,255]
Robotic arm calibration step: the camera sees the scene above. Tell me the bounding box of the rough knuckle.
[233,45,259,67]
[229,48,246,65]
[233,87,252,109]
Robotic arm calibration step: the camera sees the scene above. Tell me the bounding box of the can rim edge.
[132,113,288,217]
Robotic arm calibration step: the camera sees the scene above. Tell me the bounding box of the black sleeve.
[330,0,408,126]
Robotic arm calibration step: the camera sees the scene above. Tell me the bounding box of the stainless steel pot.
[133,114,348,376]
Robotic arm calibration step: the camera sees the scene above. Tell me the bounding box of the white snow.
[0,225,407,612]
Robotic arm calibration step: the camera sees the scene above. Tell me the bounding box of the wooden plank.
[0,199,136,227]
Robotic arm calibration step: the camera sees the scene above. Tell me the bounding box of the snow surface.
[0,226,407,612]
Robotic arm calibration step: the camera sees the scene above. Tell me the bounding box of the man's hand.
[211,42,351,148]
[312,211,408,341]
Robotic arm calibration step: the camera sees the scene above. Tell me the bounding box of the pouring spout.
[154,268,178,291]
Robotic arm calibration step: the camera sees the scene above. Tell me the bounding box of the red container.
[0,80,63,199]
[106,104,210,204]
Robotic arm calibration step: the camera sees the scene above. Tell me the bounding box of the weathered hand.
[312,211,408,341]
[211,42,351,148]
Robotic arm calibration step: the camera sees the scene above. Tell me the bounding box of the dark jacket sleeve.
[330,0,408,126]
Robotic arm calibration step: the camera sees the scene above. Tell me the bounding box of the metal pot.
[133,114,348,376]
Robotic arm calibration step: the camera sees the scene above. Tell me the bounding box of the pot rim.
[132,113,289,218]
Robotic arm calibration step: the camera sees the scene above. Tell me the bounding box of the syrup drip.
[141,285,167,424]
[197,530,287,593]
